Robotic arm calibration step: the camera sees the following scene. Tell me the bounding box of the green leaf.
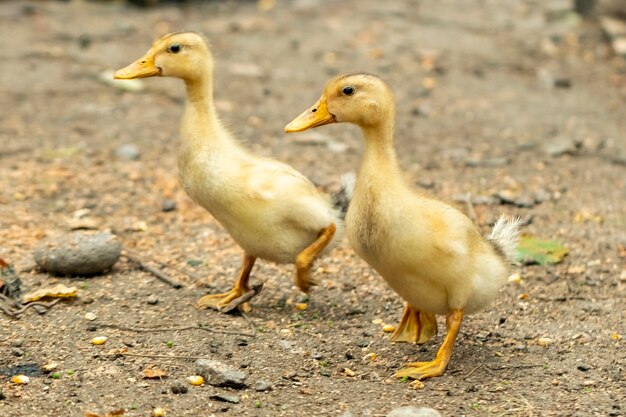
[516,235,568,265]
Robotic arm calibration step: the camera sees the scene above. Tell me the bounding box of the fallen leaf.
[516,235,569,265]
[144,368,168,379]
[22,284,77,303]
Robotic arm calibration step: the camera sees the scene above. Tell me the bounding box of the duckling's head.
[114,31,213,82]
[285,73,395,133]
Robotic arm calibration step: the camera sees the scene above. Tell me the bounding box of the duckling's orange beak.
[284,96,336,133]
[114,51,161,80]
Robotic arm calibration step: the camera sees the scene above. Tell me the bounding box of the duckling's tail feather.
[487,215,522,266]
[331,172,356,219]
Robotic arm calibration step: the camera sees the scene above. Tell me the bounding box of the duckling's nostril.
[312,108,317,113]
[140,60,146,64]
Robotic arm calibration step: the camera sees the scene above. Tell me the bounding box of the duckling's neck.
[359,120,401,181]
[179,74,236,164]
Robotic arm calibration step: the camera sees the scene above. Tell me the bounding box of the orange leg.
[394,309,463,380]
[390,304,438,344]
[196,253,256,313]
[295,224,336,293]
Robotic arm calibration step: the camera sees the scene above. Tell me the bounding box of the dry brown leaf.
[22,284,77,303]
[143,368,168,379]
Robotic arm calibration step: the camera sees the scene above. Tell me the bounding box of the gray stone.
[11,347,24,357]
[386,406,442,417]
[116,144,140,160]
[147,294,159,305]
[161,199,177,212]
[543,137,582,156]
[170,381,188,394]
[209,394,240,404]
[254,380,272,392]
[11,339,24,347]
[34,231,122,276]
[195,359,247,388]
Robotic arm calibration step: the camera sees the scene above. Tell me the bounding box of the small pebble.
[312,352,324,360]
[356,339,370,348]
[343,368,356,377]
[147,294,159,305]
[87,324,97,332]
[11,375,30,385]
[85,312,97,321]
[42,362,58,372]
[194,359,247,388]
[171,381,188,394]
[91,336,107,345]
[209,394,240,404]
[577,364,591,372]
[116,143,141,160]
[161,199,177,212]
[187,375,204,386]
[152,407,166,417]
[320,368,332,377]
[382,324,395,333]
[254,380,272,392]
[386,406,442,417]
[11,339,24,347]
[537,337,553,346]
[12,347,24,357]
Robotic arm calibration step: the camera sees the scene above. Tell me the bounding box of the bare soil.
[1,1,625,416]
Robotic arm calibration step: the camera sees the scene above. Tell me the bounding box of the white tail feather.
[488,215,522,265]
[331,172,356,218]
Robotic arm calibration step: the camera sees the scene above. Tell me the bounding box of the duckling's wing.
[242,159,319,202]
[242,159,337,232]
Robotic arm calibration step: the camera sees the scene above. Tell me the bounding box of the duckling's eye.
[168,44,181,54]
[342,86,355,96]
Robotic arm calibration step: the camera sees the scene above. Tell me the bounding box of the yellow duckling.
[285,73,521,380]
[114,32,351,312]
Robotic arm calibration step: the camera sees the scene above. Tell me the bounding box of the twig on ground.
[0,293,61,318]
[124,248,201,281]
[487,364,543,371]
[240,312,257,338]
[97,351,214,360]
[464,362,484,379]
[97,322,254,338]
[123,252,183,289]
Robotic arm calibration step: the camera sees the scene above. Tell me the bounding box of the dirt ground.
[1,0,625,416]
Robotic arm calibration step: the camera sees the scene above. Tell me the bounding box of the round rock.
[34,231,122,276]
